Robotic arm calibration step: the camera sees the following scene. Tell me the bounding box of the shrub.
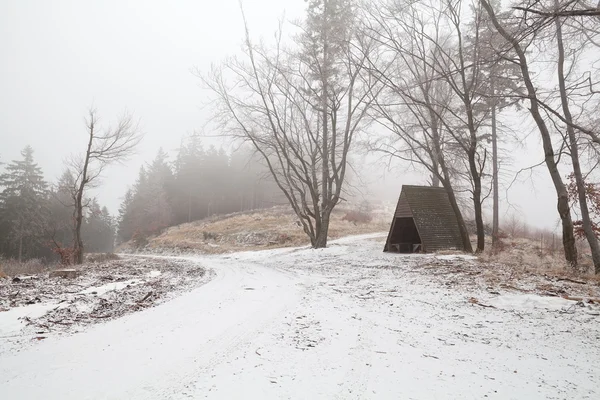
[132,231,149,248]
[203,231,218,241]
[342,210,373,224]
[277,233,292,243]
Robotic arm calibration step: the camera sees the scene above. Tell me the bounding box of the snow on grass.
[0,256,210,356]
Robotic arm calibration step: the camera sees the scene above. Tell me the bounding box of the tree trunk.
[314,210,330,248]
[74,184,85,265]
[431,156,440,187]
[73,117,95,265]
[321,6,330,223]
[481,0,577,267]
[468,149,485,252]
[555,14,600,273]
[438,155,473,252]
[18,234,23,263]
[491,81,500,251]
[445,183,473,253]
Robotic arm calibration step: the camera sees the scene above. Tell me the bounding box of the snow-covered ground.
[1,234,599,399]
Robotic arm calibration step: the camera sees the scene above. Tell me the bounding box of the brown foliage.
[342,210,373,224]
[567,173,600,238]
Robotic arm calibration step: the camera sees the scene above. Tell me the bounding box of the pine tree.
[47,169,77,249]
[173,135,205,223]
[0,146,49,261]
[82,199,115,253]
[117,189,134,244]
[144,148,174,234]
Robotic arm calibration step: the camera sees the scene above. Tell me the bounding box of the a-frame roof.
[385,185,465,252]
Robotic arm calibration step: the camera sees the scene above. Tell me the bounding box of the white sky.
[0,0,563,230]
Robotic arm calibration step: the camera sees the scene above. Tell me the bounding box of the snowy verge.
[0,256,212,354]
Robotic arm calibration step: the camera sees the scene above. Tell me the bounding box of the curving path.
[0,256,302,399]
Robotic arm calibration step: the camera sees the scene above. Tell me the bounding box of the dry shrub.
[52,246,76,266]
[203,231,219,241]
[342,210,373,224]
[480,239,569,275]
[276,233,292,244]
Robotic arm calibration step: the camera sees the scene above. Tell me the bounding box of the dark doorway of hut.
[387,216,422,253]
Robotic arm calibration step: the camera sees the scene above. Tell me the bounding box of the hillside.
[119,205,390,254]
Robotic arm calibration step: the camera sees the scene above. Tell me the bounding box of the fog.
[0,0,559,230]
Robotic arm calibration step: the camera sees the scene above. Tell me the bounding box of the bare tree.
[203,1,378,248]
[553,3,600,272]
[468,0,523,251]
[513,0,600,17]
[361,1,476,251]
[68,108,142,264]
[363,0,500,252]
[480,0,579,267]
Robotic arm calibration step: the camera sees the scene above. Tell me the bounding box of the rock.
[49,269,80,279]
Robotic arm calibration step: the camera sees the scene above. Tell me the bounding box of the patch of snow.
[487,293,576,311]
[0,303,57,337]
[147,270,162,278]
[78,279,140,296]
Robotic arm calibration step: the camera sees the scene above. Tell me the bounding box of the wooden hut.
[384,185,465,253]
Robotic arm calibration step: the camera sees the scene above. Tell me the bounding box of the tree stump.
[49,269,80,279]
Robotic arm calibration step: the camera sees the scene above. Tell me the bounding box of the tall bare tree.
[68,108,141,264]
[363,0,500,252]
[203,1,379,248]
[552,2,600,272]
[480,0,579,267]
[362,1,475,251]
[467,0,523,250]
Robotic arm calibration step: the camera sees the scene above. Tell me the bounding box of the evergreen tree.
[0,146,49,260]
[82,199,115,253]
[144,148,174,234]
[174,135,206,223]
[47,170,77,249]
[117,189,134,244]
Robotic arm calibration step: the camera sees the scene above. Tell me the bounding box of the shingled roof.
[384,185,465,253]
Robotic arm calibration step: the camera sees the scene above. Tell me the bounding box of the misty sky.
[0,0,562,230]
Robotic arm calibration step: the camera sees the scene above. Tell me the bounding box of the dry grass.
[478,236,600,284]
[0,258,53,278]
[121,206,389,254]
